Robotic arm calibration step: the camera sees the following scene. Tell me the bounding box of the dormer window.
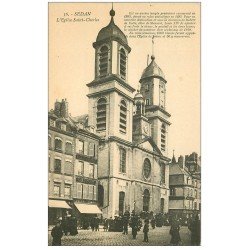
[119,48,126,79]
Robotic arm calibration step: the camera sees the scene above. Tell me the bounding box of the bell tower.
[139,50,171,156]
[87,8,135,142]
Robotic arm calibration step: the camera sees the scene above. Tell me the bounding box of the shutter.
[94,164,97,179]
[88,142,94,156]
[83,184,87,199]
[84,141,88,155]
[77,183,82,199]
[93,186,97,200]
[89,185,93,200]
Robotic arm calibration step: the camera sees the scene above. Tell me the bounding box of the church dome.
[134,90,144,103]
[96,9,128,45]
[140,55,166,82]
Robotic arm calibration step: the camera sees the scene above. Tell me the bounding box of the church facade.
[86,8,172,218]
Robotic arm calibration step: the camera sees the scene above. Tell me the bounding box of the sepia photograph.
[48,2,200,246]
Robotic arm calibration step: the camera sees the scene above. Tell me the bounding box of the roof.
[96,10,128,45]
[73,114,89,127]
[140,55,166,82]
[169,163,190,176]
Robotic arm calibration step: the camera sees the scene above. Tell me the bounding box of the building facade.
[48,99,101,225]
[169,153,201,222]
[86,8,171,218]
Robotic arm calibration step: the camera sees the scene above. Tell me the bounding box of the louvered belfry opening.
[161,123,166,151]
[119,100,127,133]
[96,98,107,131]
[120,48,126,79]
[99,45,109,77]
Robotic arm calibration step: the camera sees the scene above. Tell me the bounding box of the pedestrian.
[122,216,129,235]
[69,217,78,236]
[131,215,138,239]
[151,217,156,229]
[169,215,181,246]
[90,217,95,231]
[103,218,108,232]
[143,219,149,242]
[188,214,200,245]
[51,221,63,246]
[95,216,100,231]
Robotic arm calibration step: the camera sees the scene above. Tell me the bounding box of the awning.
[48,200,72,209]
[75,203,102,214]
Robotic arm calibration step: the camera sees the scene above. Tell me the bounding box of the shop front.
[48,199,72,226]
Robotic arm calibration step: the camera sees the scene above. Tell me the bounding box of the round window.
[143,158,151,179]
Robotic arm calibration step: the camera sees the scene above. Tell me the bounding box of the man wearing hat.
[51,220,63,246]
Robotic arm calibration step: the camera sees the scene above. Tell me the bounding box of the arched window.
[119,148,126,173]
[143,189,150,212]
[65,142,73,154]
[96,98,107,131]
[48,135,52,149]
[99,45,109,77]
[119,100,127,133]
[161,163,166,184]
[119,48,126,79]
[119,191,125,216]
[55,138,62,151]
[161,123,166,151]
[143,158,151,179]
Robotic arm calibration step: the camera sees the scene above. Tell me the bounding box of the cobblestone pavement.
[48,226,192,246]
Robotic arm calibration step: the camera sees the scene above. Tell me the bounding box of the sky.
[49,2,200,158]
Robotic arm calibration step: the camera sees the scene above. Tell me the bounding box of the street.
[48,226,192,246]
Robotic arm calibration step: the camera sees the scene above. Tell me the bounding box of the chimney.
[54,100,61,117]
[178,155,184,169]
[60,98,69,118]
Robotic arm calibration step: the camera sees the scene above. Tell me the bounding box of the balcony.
[76,152,97,164]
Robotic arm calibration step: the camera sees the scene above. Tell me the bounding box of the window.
[161,123,166,151]
[77,183,82,199]
[55,138,62,151]
[145,84,149,91]
[143,189,150,212]
[119,48,126,79]
[48,135,52,148]
[98,185,104,207]
[143,158,151,179]
[96,98,107,131]
[53,184,60,197]
[49,119,55,127]
[64,185,71,199]
[160,198,165,213]
[78,140,84,154]
[65,142,73,154]
[119,100,127,133]
[146,99,150,106]
[170,188,175,196]
[194,202,197,210]
[54,159,61,173]
[88,164,94,178]
[119,191,125,216]
[99,45,109,77]
[56,121,61,129]
[161,163,166,184]
[76,161,84,175]
[88,142,95,157]
[194,190,197,198]
[61,124,66,131]
[88,185,93,200]
[65,161,72,175]
[119,148,126,173]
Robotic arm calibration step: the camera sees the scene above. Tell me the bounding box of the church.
[86,8,172,218]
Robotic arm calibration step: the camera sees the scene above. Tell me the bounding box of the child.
[143,219,149,242]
